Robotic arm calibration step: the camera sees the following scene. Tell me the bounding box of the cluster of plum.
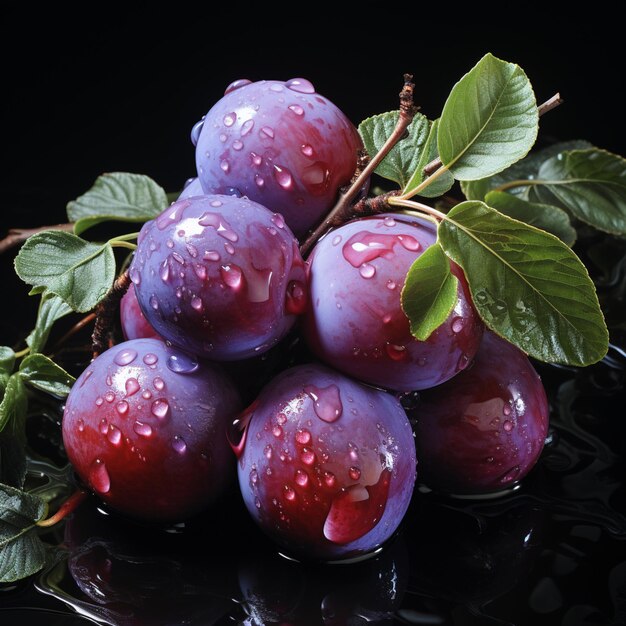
[62,78,549,562]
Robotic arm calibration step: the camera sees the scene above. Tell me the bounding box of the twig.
[299,74,418,257]
[51,312,97,354]
[91,271,131,358]
[36,488,87,527]
[418,92,565,182]
[537,92,564,117]
[0,223,73,255]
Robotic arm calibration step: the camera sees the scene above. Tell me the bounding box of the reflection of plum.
[44,499,238,625]
[404,497,544,605]
[235,536,409,625]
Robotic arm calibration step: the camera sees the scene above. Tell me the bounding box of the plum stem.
[299,74,418,257]
[36,488,88,527]
[91,270,131,358]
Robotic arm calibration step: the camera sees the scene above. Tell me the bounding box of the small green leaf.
[0,348,16,395]
[67,172,168,235]
[14,231,116,313]
[438,53,538,181]
[358,111,430,188]
[462,140,593,201]
[438,201,608,366]
[0,483,48,582]
[19,354,75,397]
[0,375,27,433]
[485,191,577,246]
[26,294,73,354]
[403,119,455,198]
[528,149,626,234]
[401,242,458,340]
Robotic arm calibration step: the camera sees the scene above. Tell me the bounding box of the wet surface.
[1,233,625,625]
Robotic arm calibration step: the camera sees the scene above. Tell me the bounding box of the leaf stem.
[492,179,545,193]
[388,197,448,222]
[13,347,30,359]
[398,163,452,200]
[299,74,419,257]
[537,92,564,116]
[110,241,137,251]
[36,488,87,527]
[110,232,140,243]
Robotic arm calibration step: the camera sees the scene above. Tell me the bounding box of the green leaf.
[358,111,430,188]
[67,172,168,235]
[14,231,116,313]
[485,191,577,246]
[528,149,626,234]
[438,53,538,181]
[26,294,73,354]
[19,354,75,397]
[403,119,455,198]
[0,347,16,396]
[0,375,27,433]
[401,242,458,340]
[462,140,593,201]
[0,483,48,582]
[438,201,608,366]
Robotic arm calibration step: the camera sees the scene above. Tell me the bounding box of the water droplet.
[114,348,138,366]
[129,267,141,285]
[295,469,308,487]
[225,78,251,94]
[383,216,396,227]
[499,465,521,483]
[142,390,152,400]
[167,352,199,374]
[224,242,235,255]
[260,126,275,139]
[451,317,465,333]
[301,447,316,465]
[106,424,121,445]
[385,343,407,361]
[289,104,305,116]
[99,418,108,434]
[255,174,265,187]
[90,459,111,494]
[151,399,170,419]
[302,162,329,187]
[220,160,230,173]
[221,264,243,288]
[123,378,139,398]
[149,295,159,310]
[332,235,342,246]
[198,212,239,241]
[153,377,165,391]
[249,469,259,485]
[386,280,397,290]
[190,119,204,146]
[116,400,129,416]
[223,112,236,127]
[295,429,311,445]
[273,164,293,189]
[304,384,343,423]
[95,396,104,407]
[239,118,255,136]
[156,201,188,231]
[349,466,362,480]
[255,498,261,508]
[503,420,514,432]
[503,404,512,416]
[264,444,273,459]
[191,296,203,311]
[286,77,316,93]
[359,263,376,279]
[172,435,187,453]
[272,425,283,438]
[204,250,220,262]
[324,471,336,488]
[284,486,296,501]
[134,420,153,437]
[485,456,494,463]
[105,391,115,403]
[342,231,419,267]
[271,213,285,229]
[250,151,263,166]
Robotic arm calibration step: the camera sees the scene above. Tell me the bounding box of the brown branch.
[91,271,131,358]
[299,74,418,257]
[0,223,73,255]
[537,92,564,117]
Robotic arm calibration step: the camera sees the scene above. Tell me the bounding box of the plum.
[129,194,307,360]
[302,213,483,391]
[194,78,362,238]
[411,330,550,495]
[236,363,416,561]
[119,284,160,341]
[62,338,241,521]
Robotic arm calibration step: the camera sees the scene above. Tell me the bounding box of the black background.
[1,9,624,344]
